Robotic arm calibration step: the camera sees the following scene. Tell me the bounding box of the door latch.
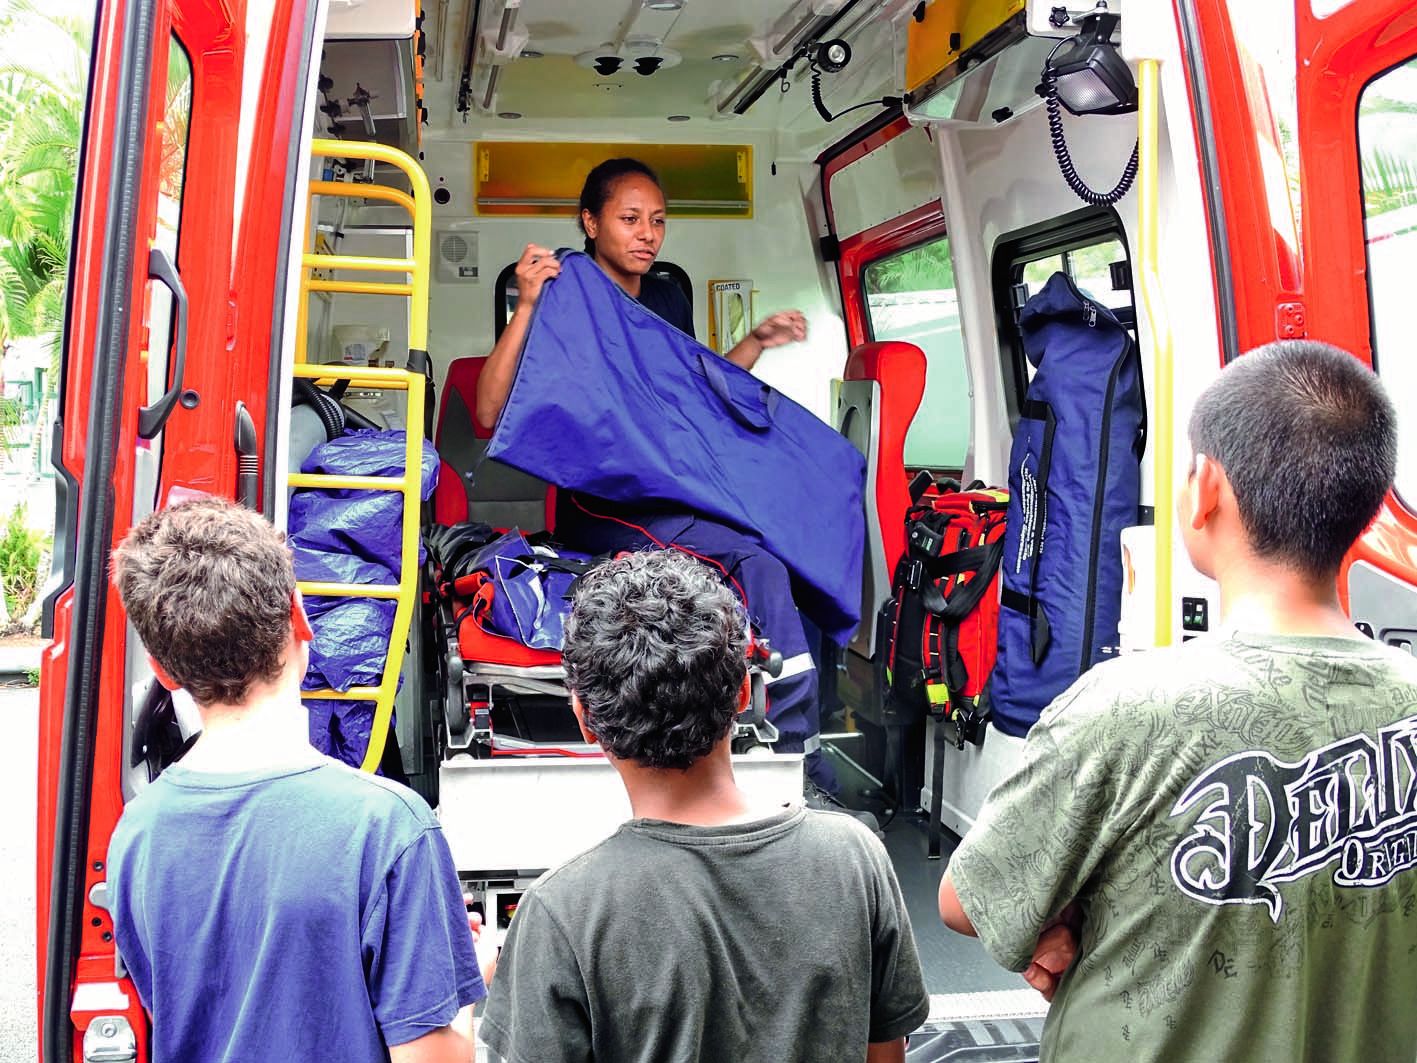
[83,1016,136,1062]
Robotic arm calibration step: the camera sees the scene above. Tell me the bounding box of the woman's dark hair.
[577,157,662,255]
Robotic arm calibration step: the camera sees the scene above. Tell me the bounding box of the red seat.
[843,341,927,580]
[434,356,554,532]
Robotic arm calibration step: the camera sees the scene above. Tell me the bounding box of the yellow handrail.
[1136,58,1175,648]
[310,138,433,352]
[291,140,433,772]
[310,180,417,218]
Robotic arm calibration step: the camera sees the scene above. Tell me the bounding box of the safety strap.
[928,716,947,860]
[1017,399,1056,666]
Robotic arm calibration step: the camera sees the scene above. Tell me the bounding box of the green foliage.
[865,238,955,296]
[1362,144,1417,218]
[0,503,45,620]
[0,1,89,352]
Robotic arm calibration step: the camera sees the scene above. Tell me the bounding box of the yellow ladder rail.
[293,138,433,773]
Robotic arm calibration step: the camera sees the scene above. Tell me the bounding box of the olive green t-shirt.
[950,631,1417,1063]
[481,804,929,1063]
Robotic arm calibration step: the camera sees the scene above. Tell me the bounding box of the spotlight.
[814,38,851,74]
[1044,8,1136,116]
[594,56,623,76]
[634,56,664,76]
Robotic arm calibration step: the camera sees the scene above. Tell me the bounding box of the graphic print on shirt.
[1170,711,1417,921]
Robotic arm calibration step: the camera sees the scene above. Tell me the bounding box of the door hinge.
[83,1016,136,1062]
[1276,300,1307,339]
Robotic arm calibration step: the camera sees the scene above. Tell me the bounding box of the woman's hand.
[727,310,807,370]
[513,243,561,309]
[750,309,808,350]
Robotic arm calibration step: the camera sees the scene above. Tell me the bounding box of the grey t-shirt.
[950,631,1417,1063]
[481,803,929,1062]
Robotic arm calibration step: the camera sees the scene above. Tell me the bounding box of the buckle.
[905,558,925,591]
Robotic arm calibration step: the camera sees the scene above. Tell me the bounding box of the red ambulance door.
[1293,1,1417,649]
[37,0,244,1058]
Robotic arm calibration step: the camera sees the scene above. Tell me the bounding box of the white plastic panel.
[830,127,943,240]
[438,752,805,874]
[325,0,417,40]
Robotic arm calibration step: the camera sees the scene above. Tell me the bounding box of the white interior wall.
[932,23,1224,633]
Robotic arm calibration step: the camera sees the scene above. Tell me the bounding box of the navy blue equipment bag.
[486,250,866,646]
[990,272,1146,738]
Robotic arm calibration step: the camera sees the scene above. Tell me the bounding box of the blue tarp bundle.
[289,429,438,767]
[486,250,866,645]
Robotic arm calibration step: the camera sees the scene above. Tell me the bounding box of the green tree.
[0,1,88,349]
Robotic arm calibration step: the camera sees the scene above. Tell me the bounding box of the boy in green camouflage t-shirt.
[940,340,1417,1063]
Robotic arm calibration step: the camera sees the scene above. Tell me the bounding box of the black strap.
[919,540,1004,622]
[1019,400,1056,666]
[928,718,947,860]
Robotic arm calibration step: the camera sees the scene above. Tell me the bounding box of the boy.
[108,498,483,1062]
[481,549,931,1062]
[940,340,1417,1061]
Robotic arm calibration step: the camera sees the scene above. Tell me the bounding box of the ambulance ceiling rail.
[295,138,432,773]
[715,0,871,116]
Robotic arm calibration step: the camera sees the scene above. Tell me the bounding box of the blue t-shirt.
[108,755,484,1063]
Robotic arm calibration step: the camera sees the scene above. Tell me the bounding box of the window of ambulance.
[862,235,969,472]
[1359,54,1417,508]
[1008,234,1132,397]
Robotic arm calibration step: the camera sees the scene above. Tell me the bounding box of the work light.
[1046,9,1136,116]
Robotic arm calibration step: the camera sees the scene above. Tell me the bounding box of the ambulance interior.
[261,0,1222,1019]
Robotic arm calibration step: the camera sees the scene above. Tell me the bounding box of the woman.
[474,157,834,791]
[475,157,805,428]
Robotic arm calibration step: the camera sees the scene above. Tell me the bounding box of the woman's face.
[583,174,666,278]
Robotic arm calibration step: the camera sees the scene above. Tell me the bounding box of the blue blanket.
[486,251,866,645]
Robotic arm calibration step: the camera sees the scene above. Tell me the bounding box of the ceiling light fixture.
[498,111,522,119]
[520,49,543,59]
[667,114,691,121]
[643,0,684,9]
[635,56,664,76]
[594,56,624,75]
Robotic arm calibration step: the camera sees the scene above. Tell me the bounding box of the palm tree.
[0,1,88,349]
[0,1,88,473]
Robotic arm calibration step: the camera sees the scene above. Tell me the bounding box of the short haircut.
[562,550,746,770]
[112,498,297,706]
[1188,340,1396,574]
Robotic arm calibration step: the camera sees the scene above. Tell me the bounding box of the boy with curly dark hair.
[480,549,930,1063]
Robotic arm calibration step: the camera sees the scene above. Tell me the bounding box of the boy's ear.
[570,693,598,746]
[291,590,314,643]
[147,655,181,692]
[1188,454,1224,531]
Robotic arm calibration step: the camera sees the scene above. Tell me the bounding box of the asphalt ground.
[0,684,38,1062]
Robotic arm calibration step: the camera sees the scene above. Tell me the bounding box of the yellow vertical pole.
[1136,57,1175,647]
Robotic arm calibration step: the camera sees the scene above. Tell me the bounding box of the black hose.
[1042,64,1139,206]
[293,377,346,441]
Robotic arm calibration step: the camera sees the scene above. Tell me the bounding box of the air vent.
[436,223,479,283]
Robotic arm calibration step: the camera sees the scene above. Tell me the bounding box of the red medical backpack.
[882,477,1008,746]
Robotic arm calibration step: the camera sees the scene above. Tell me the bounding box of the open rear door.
[37,0,244,1058]
[1291,2,1417,651]
[1179,0,1417,648]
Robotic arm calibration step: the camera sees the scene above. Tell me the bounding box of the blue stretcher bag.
[990,272,1145,738]
[456,528,593,651]
[485,250,866,645]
